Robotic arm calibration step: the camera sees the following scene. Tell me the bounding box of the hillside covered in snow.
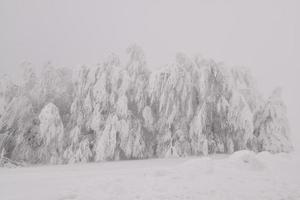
[0,45,293,165]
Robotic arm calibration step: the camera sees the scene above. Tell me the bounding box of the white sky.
[0,0,299,147]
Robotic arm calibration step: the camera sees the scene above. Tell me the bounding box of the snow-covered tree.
[20,62,37,92]
[38,103,64,164]
[254,88,293,153]
[63,126,93,164]
[226,91,253,151]
[0,96,36,163]
[0,75,19,118]
[0,45,293,165]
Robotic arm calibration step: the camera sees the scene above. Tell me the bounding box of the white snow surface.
[1,151,299,200]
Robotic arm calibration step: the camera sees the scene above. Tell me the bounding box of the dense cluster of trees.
[0,45,293,165]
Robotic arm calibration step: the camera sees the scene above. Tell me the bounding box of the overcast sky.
[0,0,300,146]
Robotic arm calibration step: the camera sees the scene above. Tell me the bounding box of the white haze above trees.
[0,45,293,165]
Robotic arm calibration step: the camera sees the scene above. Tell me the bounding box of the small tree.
[254,88,293,152]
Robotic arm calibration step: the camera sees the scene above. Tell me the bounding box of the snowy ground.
[0,151,300,200]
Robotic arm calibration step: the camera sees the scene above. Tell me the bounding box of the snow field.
[1,151,299,200]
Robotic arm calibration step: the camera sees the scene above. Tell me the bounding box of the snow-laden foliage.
[0,45,293,165]
[68,47,148,161]
[0,75,19,118]
[63,126,92,164]
[0,64,73,164]
[38,103,64,164]
[0,96,36,162]
[253,88,293,153]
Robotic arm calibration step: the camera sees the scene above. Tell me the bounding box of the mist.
[0,0,299,146]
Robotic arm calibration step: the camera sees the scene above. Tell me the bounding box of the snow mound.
[229,150,265,171]
[177,157,214,174]
[257,151,294,166]
[256,151,273,161]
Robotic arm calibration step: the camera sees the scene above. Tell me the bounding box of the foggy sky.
[0,0,299,147]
